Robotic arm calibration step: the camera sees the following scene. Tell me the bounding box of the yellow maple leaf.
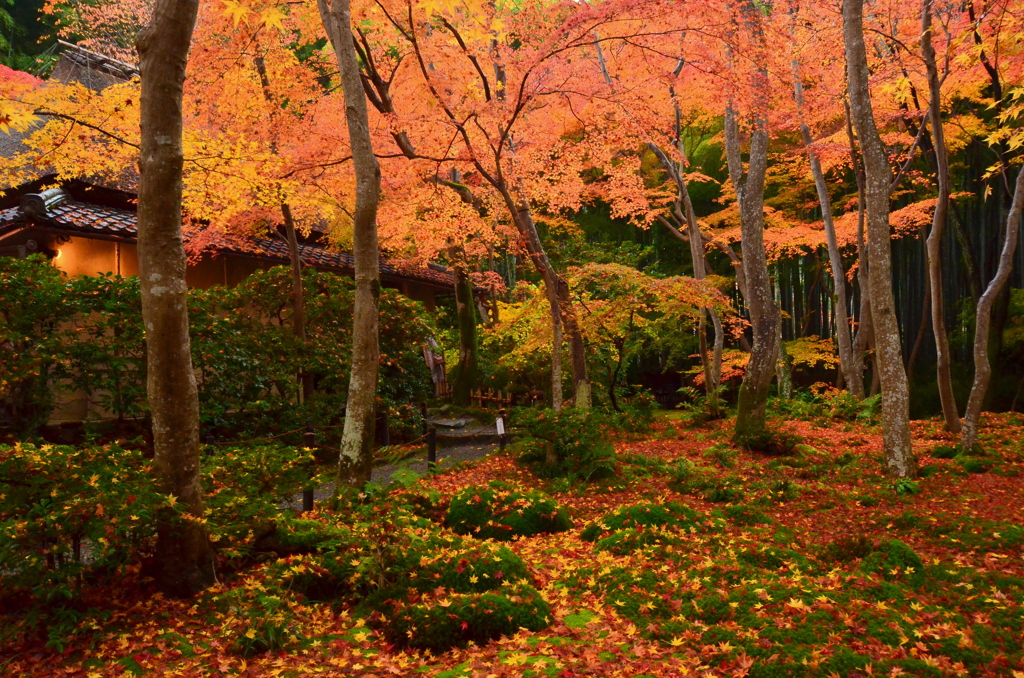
[222,0,250,27]
[261,7,287,31]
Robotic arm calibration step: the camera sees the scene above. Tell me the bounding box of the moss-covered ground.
[3,412,1023,677]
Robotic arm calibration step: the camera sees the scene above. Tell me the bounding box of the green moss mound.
[723,504,774,526]
[861,539,924,584]
[581,502,705,541]
[446,481,572,540]
[580,502,721,554]
[385,582,551,652]
[281,531,530,602]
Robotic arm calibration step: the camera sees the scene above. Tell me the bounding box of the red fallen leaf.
[461,621,469,631]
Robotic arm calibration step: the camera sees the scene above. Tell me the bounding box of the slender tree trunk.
[318,0,382,488]
[649,142,725,401]
[844,0,915,477]
[498,189,589,408]
[550,301,563,411]
[136,0,215,597]
[846,102,870,398]
[922,0,961,433]
[793,75,857,394]
[962,167,1024,450]
[452,259,479,406]
[282,204,314,401]
[726,104,779,438]
[253,56,313,403]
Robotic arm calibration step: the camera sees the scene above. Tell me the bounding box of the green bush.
[385,582,550,652]
[0,259,435,439]
[215,583,305,657]
[282,529,530,602]
[956,455,992,474]
[0,442,164,605]
[446,481,572,540]
[511,407,616,480]
[591,527,684,555]
[203,444,322,553]
[0,256,71,432]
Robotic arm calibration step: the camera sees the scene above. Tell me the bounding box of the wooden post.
[427,425,437,470]
[302,422,315,513]
[420,401,429,435]
[498,407,507,453]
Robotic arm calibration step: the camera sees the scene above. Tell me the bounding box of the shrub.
[0,260,436,439]
[0,256,70,433]
[282,529,530,602]
[591,527,683,555]
[702,443,738,468]
[215,582,305,656]
[385,581,550,652]
[0,442,164,605]
[203,444,322,553]
[511,407,616,480]
[446,481,572,541]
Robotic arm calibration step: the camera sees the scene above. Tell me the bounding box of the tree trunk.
[318,0,382,488]
[793,72,857,395]
[726,105,779,438]
[962,167,1024,451]
[498,189,590,408]
[649,142,725,401]
[844,0,915,477]
[253,56,313,403]
[452,261,479,407]
[922,0,961,433]
[550,297,564,411]
[282,204,314,402]
[846,101,870,398]
[135,0,216,597]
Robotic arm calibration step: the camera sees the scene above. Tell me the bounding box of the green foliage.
[512,407,617,480]
[733,428,802,456]
[580,502,706,541]
[216,584,305,657]
[723,504,773,526]
[930,445,960,459]
[0,441,164,606]
[892,478,921,495]
[385,581,550,652]
[668,460,745,503]
[446,481,572,540]
[580,502,719,554]
[0,256,68,433]
[861,539,925,584]
[0,260,435,439]
[202,443,321,553]
[956,454,993,474]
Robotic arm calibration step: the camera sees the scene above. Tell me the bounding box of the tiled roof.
[1,190,456,289]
